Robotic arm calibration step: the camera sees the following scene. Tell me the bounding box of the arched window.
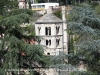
[56,39,60,47]
[46,39,51,46]
[56,26,60,34]
[38,27,41,34]
[45,27,48,35]
[45,27,51,35]
[48,27,51,35]
[49,40,51,46]
[46,40,48,45]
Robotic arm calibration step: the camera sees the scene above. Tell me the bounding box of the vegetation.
[67,4,100,75]
[94,5,100,15]
[0,7,48,75]
[0,0,18,15]
[37,0,100,5]
[0,0,100,75]
[53,10,62,19]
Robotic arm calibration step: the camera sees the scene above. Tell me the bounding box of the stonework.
[35,6,68,75]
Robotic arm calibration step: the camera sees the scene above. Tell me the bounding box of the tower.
[35,13,63,56]
[35,6,68,75]
[62,6,68,54]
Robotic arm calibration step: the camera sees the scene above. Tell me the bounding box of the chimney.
[47,6,53,14]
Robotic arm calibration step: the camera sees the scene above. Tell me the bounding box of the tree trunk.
[0,8,3,15]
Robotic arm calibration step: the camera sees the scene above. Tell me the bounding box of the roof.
[35,13,63,24]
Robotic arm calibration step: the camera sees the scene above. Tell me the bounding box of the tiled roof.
[35,13,63,24]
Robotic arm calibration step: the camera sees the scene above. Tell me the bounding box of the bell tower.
[18,0,26,9]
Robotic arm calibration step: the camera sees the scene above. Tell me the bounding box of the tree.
[53,10,62,19]
[66,4,100,75]
[0,0,18,15]
[0,8,49,75]
[94,5,100,15]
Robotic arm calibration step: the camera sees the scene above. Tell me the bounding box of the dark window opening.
[48,27,51,35]
[45,27,51,35]
[46,39,51,46]
[46,40,48,45]
[56,39,60,47]
[56,26,60,34]
[47,52,50,55]
[49,40,51,46]
[38,27,41,34]
[45,27,48,35]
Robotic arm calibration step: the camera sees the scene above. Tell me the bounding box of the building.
[18,0,36,9]
[35,6,68,75]
[31,3,59,11]
[35,13,63,55]
[35,6,68,56]
[31,3,59,15]
[18,1,59,15]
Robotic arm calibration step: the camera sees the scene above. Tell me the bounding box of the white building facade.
[31,3,59,10]
[35,13,64,55]
[35,6,68,55]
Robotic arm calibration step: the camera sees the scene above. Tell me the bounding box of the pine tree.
[0,0,18,15]
[0,8,49,75]
[67,4,100,75]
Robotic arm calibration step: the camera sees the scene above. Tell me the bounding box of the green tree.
[0,0,18,15]
[0,8,49,75]
[53,10,62,19]
[94,5,100,15]
[66,4,100,75]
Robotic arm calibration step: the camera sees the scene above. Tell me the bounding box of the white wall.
[35,23,63,55]
[31,3,59,9]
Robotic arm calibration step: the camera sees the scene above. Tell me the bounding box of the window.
[38,27,41,34]
[45,27,48,35]
[46,39,51,46]
[56,26,60,34]
[42,5,45,8]
[33,6,36,8]
[48,27,51,35]
[38,5,41,8]
[56,39,60,47]
[49,40,51,46]
[46,40,48,45]
[45,27,51,35]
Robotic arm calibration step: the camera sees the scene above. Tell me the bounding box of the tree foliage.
[67,4,100,75]
[53,10,62,19]
[0,0,18,15]
[0,9,48,75]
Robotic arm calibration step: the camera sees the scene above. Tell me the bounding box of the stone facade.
[35,6,68,75]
